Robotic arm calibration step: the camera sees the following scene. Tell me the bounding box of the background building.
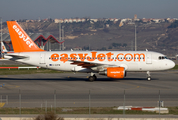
[0,33,64,51]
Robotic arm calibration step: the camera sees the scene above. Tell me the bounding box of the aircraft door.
[146,53,152,64]
[40,53,46,64]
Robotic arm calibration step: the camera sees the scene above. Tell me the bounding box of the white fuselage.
[7,51,175,72]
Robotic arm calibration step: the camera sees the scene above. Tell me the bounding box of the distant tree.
[94,21,104,29]
[112,43,118,47]
[118,43,122,47]
[108,46,112,49]
[83,46,89,50]
[112,43,122,48]
[105,20,111,25]
[168,20,178,28]
[122,43,127,47]
[101,47,107,50]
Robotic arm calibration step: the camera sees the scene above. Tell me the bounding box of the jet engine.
[99,67,126,79]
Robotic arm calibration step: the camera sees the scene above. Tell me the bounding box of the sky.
[0,0,178,22]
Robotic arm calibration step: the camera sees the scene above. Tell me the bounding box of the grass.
[172,64,178,70]
[168,106,178,115]
[0,107,177,115]
[0,65,63,75]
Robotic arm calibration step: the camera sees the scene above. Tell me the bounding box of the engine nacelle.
[99,67,125,79]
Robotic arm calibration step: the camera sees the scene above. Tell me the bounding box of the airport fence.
[0,89,176,115]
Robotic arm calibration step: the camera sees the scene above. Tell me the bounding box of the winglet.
[6,21,44,52]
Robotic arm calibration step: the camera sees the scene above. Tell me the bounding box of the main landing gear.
[147,71,151,81]
[88,73,97,82]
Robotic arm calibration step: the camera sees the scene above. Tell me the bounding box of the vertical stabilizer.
[6,21,44,52]
[1,42,8,53]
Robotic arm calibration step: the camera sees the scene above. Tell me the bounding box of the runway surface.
[0,71,178,108]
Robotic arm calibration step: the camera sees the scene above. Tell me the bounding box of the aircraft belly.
[127,63,139,71]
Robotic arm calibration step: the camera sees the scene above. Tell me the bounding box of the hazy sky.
[0,0,178,21]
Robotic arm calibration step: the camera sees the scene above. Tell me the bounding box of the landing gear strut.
[147,71,151,81]
[88,73,97,82]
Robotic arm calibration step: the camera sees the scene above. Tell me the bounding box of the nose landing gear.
[147,71,151,81]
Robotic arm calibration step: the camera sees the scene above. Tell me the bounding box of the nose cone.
[169,61,175,69]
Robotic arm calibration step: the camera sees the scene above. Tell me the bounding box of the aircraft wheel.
[147,77,151,81]
[93,74,97,80]
[88,76,95,82]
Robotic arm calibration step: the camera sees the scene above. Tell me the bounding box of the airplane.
[1,41,8,53]
[1,41,14,53]
[1,41,14,58]
[4,21,175,81]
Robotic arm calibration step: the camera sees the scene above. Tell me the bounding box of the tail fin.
[6,21,44,52]
[1,42,8,53]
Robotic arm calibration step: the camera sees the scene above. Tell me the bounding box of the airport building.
[0,33,64,51]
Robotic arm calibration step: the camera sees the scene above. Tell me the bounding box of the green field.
[172,64,178,70]
[0,65,63,75]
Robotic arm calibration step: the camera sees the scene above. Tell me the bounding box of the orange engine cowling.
[107,67,125,79]
[99,67,125,79]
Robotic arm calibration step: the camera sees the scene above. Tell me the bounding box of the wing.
[69,60,118,72]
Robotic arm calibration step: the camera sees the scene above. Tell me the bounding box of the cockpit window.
[159,56,167,60]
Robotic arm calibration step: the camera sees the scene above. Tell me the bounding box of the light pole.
[59,21,61,50]
[62,26,65,50]
[135,24,137,51]
[1,17,2,58]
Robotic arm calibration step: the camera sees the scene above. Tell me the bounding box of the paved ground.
[0,70,178,108]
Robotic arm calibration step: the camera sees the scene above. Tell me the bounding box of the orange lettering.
[70,53,77,60]
[51,53,59,62]
[116,53,124,62]
[87,52,97,61]
[97,53,105,61]
[78,53,88,61]
[106,52,114,62]
[134,53,145,61]
[60,53,68,63]
[124,53,133,62]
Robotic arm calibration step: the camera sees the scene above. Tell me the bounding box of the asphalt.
[0,70,178,108]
